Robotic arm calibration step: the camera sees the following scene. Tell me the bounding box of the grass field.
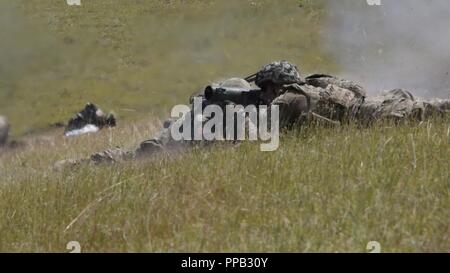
[0,119,449,252]
[1,0,333,136]
[0,0,449,253]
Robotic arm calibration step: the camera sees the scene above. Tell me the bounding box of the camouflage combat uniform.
[84,78,255,165]
[265,73,366,128]
[266,72,449,127]
[55,60,449,168]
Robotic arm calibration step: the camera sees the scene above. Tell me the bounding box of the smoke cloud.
[324,0,450,98]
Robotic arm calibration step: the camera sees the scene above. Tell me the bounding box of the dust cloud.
[324,0,450,98]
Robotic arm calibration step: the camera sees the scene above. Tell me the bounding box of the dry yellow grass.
[0,0,448,253]
[0,118,449,252]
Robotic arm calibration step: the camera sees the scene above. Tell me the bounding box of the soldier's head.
[255,61,302,103]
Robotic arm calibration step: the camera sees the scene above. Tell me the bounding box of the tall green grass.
[0,119,448,252]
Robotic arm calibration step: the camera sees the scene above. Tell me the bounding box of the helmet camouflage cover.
[255,60,302,87]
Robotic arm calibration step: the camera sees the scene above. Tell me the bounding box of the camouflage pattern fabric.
[355,89,425,124]
[255,60,302,87]
[272,82,361,126]
[274,81,449,127]
[311,84,361,122]
[75,78,252,165]
[271,91,309,128]
[305,74,367,98]
[53,63,449,169]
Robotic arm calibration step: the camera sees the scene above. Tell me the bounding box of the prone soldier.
[54,61,450,169]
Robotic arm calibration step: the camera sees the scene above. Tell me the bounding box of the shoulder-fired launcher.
[204,85,262,106]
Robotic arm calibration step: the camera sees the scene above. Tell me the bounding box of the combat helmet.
[218,77,252,90]
[254,60,302,88]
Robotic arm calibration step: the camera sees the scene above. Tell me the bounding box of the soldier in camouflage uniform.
[54,78,255,168]
[54,60,449,169]
[355,89,449,125]
[83,61,312,165]
[254,61,449,128]
[252,61,366,128]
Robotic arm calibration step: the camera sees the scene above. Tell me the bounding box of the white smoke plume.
[324,0,450,98]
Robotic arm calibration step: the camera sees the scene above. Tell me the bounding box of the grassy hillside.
[0,0,448,253]
[1,0,333,136]
[0,119,449,252]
